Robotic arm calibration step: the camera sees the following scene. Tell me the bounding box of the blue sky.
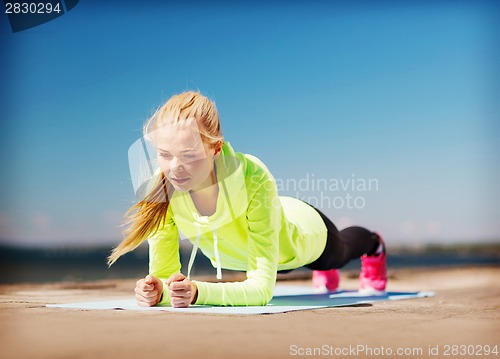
[1,1,498,248]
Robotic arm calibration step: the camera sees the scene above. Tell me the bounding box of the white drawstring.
[186,226,201,280]
[186,224,222,280]
[213,229,222,280]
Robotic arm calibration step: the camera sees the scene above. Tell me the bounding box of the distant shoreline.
[0,242,498,285]
[1,240,499,254]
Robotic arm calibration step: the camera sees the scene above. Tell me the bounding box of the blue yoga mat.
[46,285,435,315]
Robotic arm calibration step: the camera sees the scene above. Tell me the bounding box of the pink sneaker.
[359,232,387,294]
[312,269,340,292]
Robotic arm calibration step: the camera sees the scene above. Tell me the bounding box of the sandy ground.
[0,265,499,359]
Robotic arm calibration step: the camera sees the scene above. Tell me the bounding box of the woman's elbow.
[252,287,273,306]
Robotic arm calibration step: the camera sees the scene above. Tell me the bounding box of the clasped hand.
[135,273,198,308]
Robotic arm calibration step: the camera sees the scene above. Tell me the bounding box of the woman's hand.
[166,273,198,308]
[135,274,164,307]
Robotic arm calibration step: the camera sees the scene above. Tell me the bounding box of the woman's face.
[153,122,218,193]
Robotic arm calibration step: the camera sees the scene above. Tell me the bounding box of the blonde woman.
[107,91,387,308]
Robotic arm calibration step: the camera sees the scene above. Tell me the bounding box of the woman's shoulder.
[239,152,275,184]
[223,141,273,179]
[241,152,269,171]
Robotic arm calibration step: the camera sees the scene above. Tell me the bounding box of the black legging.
[301,201,381,271]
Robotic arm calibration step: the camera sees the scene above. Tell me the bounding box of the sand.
[1,265,499,359]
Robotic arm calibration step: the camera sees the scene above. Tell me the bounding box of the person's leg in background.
[303,202,387,293]
[339,226,387,293]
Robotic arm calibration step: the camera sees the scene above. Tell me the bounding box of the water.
[0,244,498,284]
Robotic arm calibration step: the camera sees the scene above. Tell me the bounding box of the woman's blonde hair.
[107,91,224,267]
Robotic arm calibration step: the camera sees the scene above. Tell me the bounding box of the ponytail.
[107,173,171,267]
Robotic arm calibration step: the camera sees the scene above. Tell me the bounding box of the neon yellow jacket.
[148,141,327,306]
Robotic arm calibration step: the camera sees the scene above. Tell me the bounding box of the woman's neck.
[189,181,219,216]
[189,164,219,216]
